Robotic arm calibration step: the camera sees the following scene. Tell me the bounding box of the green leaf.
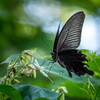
[12,84,60,100]
[35,97,49,100]
[35,58,88,83]
[35,57,100,85]
[2,50,100,85]
[1,54,20,64]
[0,84,22,100]
[89,76,100,85]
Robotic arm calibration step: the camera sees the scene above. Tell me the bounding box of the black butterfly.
[51,11,94,77]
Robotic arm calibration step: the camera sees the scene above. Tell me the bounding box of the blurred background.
[0,0,100,99]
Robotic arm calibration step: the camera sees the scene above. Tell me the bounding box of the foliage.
[0,84,22,100]
[0,49,100,100]
[0,0,100,100]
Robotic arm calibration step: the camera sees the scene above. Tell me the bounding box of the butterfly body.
[51,11,94,77]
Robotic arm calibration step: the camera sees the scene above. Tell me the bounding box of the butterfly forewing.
[56,12,85,53]
[53,22,60,52]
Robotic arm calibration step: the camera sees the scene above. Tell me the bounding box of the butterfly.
[51,11,94,77]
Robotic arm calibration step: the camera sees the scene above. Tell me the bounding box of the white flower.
[34,59,44,70]
[34,59,54,83]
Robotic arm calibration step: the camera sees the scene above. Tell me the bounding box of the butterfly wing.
[52,11,94,77]
[53,22,61,52]
[56,12,85,53]
[58,50,94,77]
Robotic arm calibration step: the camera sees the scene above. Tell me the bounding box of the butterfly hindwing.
[58,50,94,77]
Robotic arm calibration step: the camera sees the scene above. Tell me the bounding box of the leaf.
[0,84,22,100]
[44,61,88,83]
[12,84,60,100]
[35,57,100,85]
[89,76,100,85]
[1,50,100,84]
[1,54,20,64]
[35,58,88,83]
[1,53,88,83]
